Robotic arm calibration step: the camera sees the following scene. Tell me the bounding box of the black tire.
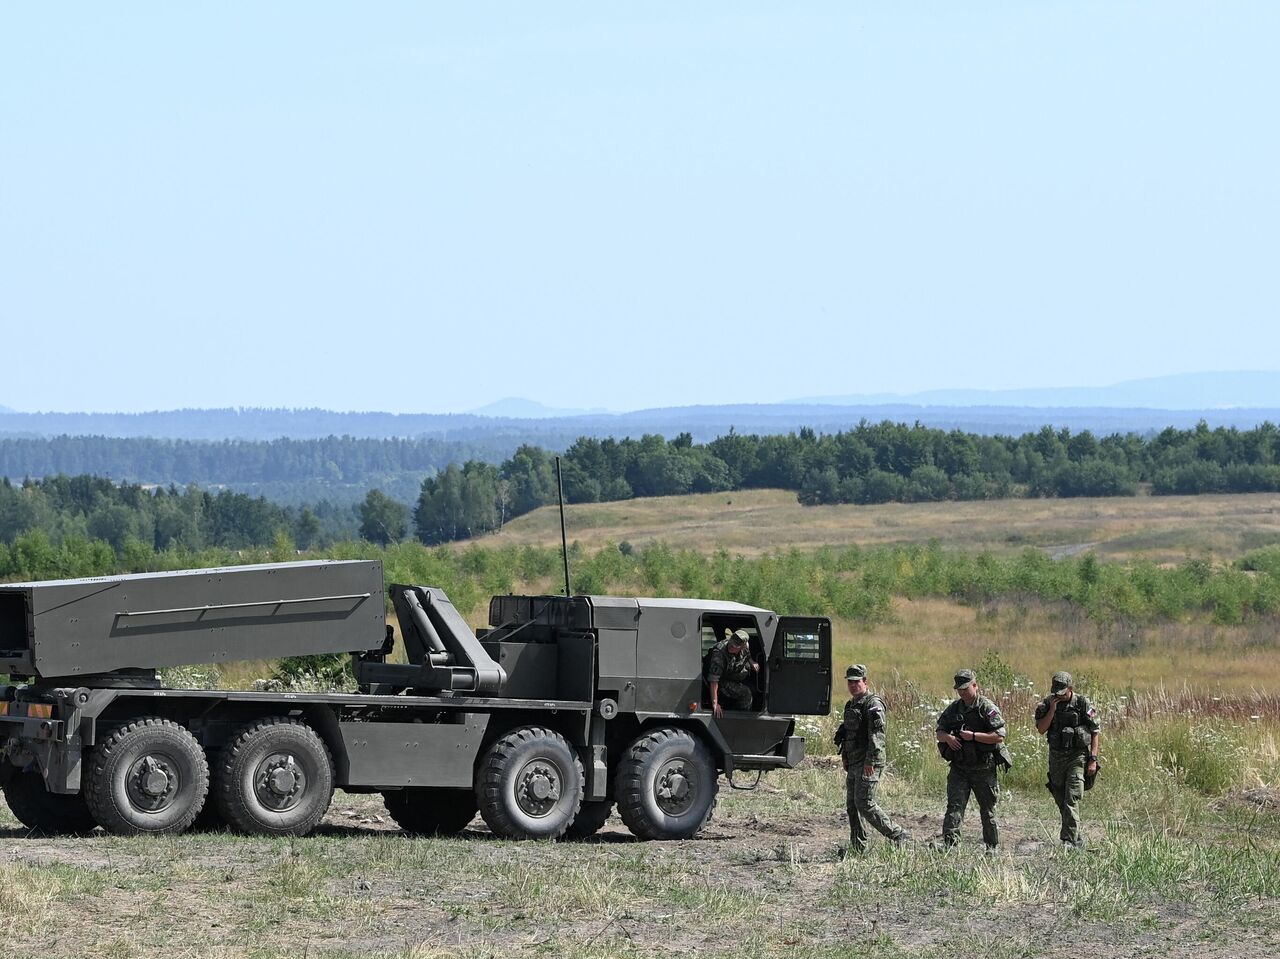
[475,726,583,840]
[383,788,477,836]
[616,728,717,840]
[2,769,98,835]
[214,717,334,837]
[564,798,615,840]
[84,717,209,836]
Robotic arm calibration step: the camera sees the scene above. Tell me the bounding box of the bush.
[271,654,355,692]
[1144,718,1249,795]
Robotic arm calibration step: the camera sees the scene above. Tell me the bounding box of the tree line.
[0,434,514,505]
[4,420,1279,556]
[0,475,351,559]
[405,421,1280,543]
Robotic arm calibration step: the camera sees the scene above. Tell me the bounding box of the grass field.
[483,488,1280,563]
[6,490,1280,957]
[3,744,1278,959]
[830,596,1280,695]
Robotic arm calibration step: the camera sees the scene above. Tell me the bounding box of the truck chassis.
[1,561,830,841]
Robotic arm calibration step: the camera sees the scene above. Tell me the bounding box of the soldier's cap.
[1050,671,1073,692]
[953,669,976,689]
[728,628,751,645]
[846,664,867,681]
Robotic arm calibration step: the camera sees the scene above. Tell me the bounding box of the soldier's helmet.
[729,628,751,646]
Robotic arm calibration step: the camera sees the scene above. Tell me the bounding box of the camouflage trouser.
[1048,750,1087,845]
[717,680,753,710]
[846,764,906,849]
[943,764,999,848]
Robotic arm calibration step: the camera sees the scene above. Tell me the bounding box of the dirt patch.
[1214,786,1280,811]
[3,783,1279,959]
[1043,541,1101,560]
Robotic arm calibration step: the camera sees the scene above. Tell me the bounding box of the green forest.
[2,420,1279,560]
[0,434,505,505]
[409,421,1280,544]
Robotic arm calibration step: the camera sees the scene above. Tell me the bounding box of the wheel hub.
[127,754,179,811]
[655,760,697,815]
[141,765,170,797]
[665,773,689,801]
[268,766,299,795]
[515,760,562,818]
[255,754,306,811]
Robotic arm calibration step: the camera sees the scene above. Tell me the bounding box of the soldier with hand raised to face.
[1034,671,1101,850]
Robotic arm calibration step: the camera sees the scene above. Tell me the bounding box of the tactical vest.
[843,694,879,751]
[704,641,751,683]
[840,693,884,763]
[939,697,1000,766]
[1045,695,1093,753]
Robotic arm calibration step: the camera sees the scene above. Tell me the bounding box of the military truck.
[0,560,830,840]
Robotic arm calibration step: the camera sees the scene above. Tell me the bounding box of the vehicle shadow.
[311,821,647,843]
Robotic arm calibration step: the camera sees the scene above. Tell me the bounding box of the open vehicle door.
[766,616,831,715]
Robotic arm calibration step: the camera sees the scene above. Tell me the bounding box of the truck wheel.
[476,726,583,840]
[564,799,614,840]
[617,728,717,840]
[214,717,334,837]
[383,788,477,836]
[3,769,98,835]
[84,717,209,836]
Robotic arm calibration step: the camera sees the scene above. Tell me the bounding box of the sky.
[2,3,1276,414]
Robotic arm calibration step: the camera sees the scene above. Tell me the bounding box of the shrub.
[1144,718,1248,795]
[271,654,355,692]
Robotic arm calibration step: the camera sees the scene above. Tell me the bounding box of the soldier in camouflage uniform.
[704,628,758,717]
[935,669,1006,850]
[835,664,909,851]
[1034,670,1101,849]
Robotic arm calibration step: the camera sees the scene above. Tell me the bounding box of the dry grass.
[831,596,1280,695]
[483,488,1280,563]
[200,594,1280,697]
[0,862,104,935]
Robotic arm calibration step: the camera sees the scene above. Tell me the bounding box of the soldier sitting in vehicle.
[704,628,759,717]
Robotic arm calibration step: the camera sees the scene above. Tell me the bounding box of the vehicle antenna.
[556,455,572,597]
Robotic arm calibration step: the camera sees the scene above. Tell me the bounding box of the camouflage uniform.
[1035,673,1101,847]
[936,683,1006,849]
[704,635,755,710]
[839,685,907,850]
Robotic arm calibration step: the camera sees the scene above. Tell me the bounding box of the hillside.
[483,487,1280,563]
[4,399,1280,443]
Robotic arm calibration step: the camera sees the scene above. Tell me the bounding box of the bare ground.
[3,767,1277,959]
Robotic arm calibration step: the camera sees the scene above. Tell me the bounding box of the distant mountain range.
[790,371,1280,410]
[1,373,1277,444]
[2,404,1279,448]
[469,397,613,418]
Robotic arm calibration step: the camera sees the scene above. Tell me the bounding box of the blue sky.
[2,3,1276,414]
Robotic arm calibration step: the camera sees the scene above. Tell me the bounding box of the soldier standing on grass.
[1034,671,1101,849]
[834,664,909,852]
[936,669,1006,851]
